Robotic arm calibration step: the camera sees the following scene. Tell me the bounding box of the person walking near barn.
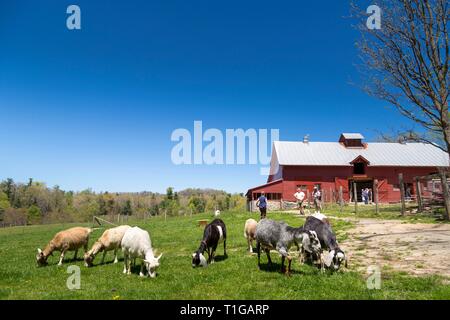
[294,187,306,215]
[362,188,369,205]
[312,187,322,213]
[255,192,268,220]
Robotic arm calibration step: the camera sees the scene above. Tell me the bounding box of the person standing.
[405,186,412,200]
[255,191,267,219]
[312,187,322,213]
[294,187,306,215]
[362,188,369,205]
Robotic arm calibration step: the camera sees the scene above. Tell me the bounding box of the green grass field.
[0,211,449,300]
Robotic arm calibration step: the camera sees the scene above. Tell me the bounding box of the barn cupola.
[339,133,365,148]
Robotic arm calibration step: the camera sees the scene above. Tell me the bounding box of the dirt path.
[342,218,450,278]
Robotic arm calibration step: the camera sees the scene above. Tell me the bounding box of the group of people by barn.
[255,187,323,218]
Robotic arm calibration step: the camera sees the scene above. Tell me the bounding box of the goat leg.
[286,256,292,276]
[58,250,66,266]
[281,255,285,273]
[256,241,261,268]
[123,254,128,274]
[139,261,145,277]
[113,249,118,264]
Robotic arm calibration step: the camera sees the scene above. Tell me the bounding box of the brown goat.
[36,227,96,266]
[244,218,258,253]
[84,225,131,267]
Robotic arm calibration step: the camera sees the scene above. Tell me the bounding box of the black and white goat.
[303,214,347,271]
[192,219,227,267]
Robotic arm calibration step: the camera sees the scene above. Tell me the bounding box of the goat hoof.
[139,272,145,277]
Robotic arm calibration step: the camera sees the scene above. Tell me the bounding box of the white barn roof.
[273,141,449,167]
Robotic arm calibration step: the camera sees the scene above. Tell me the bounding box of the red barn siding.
[249,165,440,204]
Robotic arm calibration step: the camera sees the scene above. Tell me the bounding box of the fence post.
[374,179,379,214]
[415,177,423,213]
[353,181,358,214]
[339,186,343,213]
[307,190,311,209]
[399,173,406,216]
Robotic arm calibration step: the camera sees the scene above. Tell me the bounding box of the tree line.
[0,178,246,226]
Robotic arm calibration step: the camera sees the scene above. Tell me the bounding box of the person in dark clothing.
[256,192,267,219]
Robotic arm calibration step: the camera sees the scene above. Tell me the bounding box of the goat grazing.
[255,219,321,275]
[192,219,227,267]
[84,225,131,267]
[303,215,347,271]
[36,227,96,267]
[121,226,162,278]
[244,218,258,253]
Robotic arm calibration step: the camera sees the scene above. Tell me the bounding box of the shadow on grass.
[257,261,304,275]
[213,254,228,263]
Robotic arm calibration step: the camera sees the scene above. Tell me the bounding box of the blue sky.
[0,1,410,193]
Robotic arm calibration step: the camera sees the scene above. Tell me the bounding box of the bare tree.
[353,0,449,219]
[353,0,449,151]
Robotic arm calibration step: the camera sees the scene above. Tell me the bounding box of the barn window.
[267,193,282,200]
[353,162,365,175]
[252,193,281,200]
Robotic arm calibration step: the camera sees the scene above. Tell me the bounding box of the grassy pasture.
[0,211,449,300]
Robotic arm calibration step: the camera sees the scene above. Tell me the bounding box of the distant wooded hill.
[0,178,246,226]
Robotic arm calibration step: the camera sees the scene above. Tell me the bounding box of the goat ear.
[37,248,42,254]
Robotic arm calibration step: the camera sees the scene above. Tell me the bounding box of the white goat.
[244,218,258,253]
[84,225,131,267]
[121,226,162,278]
[36,227,96,266]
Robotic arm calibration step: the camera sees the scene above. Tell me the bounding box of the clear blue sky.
[0,1,410,194]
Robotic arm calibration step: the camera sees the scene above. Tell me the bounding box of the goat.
[303,215,347,271]
[192,219,227,267]
[121,226,162,278]
[255,219,321,275]
[36,227,96,267]
[84,225,131,267]
[244,218,258,253]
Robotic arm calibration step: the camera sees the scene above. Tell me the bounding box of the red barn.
[246,133,449,211]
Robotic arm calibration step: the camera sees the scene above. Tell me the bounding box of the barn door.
[377,179,389,202]
[335,178,349,202]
